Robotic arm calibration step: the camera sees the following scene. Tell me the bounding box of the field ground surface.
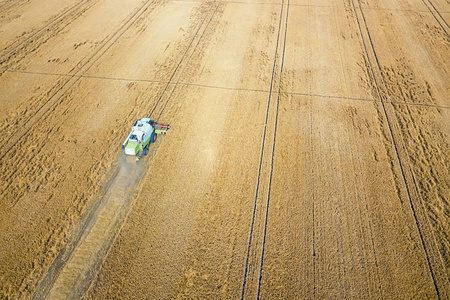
[0,0,449,298]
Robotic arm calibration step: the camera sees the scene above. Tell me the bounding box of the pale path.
[33,157,146,299]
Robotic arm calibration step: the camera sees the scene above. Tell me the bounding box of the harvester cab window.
[130,134,138,141]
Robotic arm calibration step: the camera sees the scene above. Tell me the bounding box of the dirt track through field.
[0,0,449,298]
[32,156,146,299]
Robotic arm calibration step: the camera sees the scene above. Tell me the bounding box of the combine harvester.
[122,118,170,160]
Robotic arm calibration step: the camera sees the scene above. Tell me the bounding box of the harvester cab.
[122,118,170,157]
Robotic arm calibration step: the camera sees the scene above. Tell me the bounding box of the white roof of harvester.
[130,118,151,140]
[133,119,148,130]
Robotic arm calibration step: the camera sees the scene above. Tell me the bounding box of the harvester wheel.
[151,132,157,143]
[144,148,149,155]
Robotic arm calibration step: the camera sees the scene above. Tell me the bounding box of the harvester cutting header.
[122,118,170,157]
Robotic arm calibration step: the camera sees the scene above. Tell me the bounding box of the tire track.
[0,0,100,65]
[148,1,222,121]
[420,0,449,36]
[307,7,315,298]
[240,0,288,297]
[349,0,449,298]
[334,4,383,296]
[334,5,384,297]
[0,0,29,14]
[0,0,165,161]
[256,0,289,296]
[310,97,316,300]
